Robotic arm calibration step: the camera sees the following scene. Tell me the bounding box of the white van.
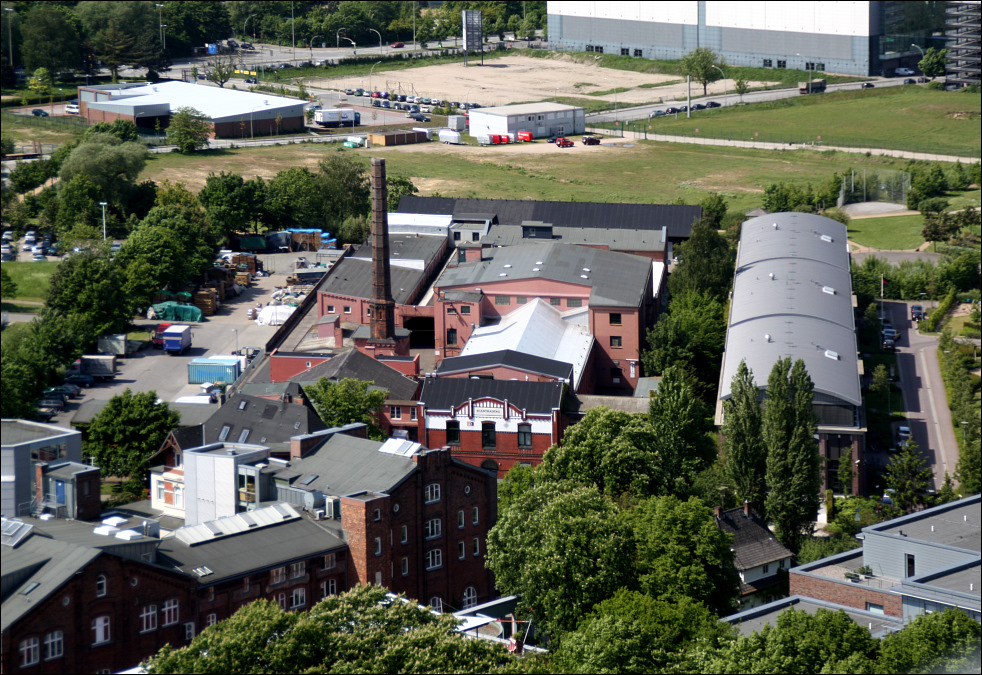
[65,104,80,114]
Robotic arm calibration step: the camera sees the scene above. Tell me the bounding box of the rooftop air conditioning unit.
[313,509,325,520]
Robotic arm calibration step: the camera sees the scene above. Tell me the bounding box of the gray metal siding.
[863,533,977,579]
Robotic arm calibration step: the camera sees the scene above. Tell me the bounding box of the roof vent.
[769,272,775,280]
[821,234,833,243]
[532,267,540,272]
[582,267,590,272]
[535,261,543,265]
[825,349,839,360]
[764,334,771,342]
[503,264,512,268]
[580,274,589,279]
[772,222,779,229]
[822,286,836,295]
[499,273,507,277]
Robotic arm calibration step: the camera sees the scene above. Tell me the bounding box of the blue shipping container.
[187,358,240,385]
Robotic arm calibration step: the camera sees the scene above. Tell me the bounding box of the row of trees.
[939,330,982,495]
[851,252,980,306]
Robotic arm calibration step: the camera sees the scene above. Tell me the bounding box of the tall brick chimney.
[369,157,395,342]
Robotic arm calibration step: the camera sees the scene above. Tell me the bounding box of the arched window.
[429,596,443,612]
[462,586,478,609]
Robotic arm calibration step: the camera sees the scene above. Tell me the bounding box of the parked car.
[32,253,47,262]
[391,42,405,48]
[861,82,875,89]
[665,107,680,114]
[882,327,898,341]
[678,105,689,112]
[882,337,895,351]
[381,100,391,108]
[911,304,925,321]
[917,77,929,83]
[47,384,82,398]
[556,137,574,148]
[649,110,667,118]
[582,136,601,145]
[692,103,706,110]
[65,103,80,114]
[64,374,94,387]
[897,426,912,441]
[895,67,915,76]
[39,397,65,411]
[705,101,721,108]
[903,78,917,85]
[245,77,258,84]
[31,109,48,117]
[409,113,430,122]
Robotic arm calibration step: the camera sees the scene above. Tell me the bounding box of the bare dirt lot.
[310,53,773,107]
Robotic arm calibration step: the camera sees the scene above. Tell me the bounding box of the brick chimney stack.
[369,157,395,342]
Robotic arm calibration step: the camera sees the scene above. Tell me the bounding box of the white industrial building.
[468,102,586,139]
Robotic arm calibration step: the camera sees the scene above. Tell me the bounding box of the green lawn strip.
[3,261,59,302]
[847,214,926,250]
[0,322,32,348]
[629,87,981,157]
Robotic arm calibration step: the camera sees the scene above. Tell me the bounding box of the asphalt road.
[888,300,958,490]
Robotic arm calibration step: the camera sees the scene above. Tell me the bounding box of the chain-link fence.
[837,169,910,207]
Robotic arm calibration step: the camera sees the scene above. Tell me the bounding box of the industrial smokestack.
[370,157,395,342]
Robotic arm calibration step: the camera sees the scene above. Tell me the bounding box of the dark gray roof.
[14,515,158,549]
[318,257,428,304]
[419,378,564,414]
[294,349,419,401]
[43,461,97,481]
[1,420,77,445]
[716,507,793,571]
[201,394,326,447]
[156,516,345,584]
[483,223,667,252]
[436,350,573,382]
[273,435,417,497]
[866,495,980,553]
[397,196,701,241]
[237,381,305,399]
[435,242,652,308]
[349,233,447,265]
[70,400,216,427]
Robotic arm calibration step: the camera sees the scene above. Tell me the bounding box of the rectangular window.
[373,508,381,522]
[458,541,466,559]
[460,305,471,315]
[401,557,409,576]
[290,587,306,609]
[471,232,480,241]
[866,602,885,615]
[518,423,532,448]
[609,312,622,325]
[472,506,480,526]
[549,297,562,306]
[515,296,527,305]
[634,48,642,57]
[323,553,336,570]
[175,485,184,507]
[237,428,250,443]
[567,298,582,308]
[272,567,286,584]
[390,406,402,419]
[20,637,39,667]
[411,407,417,421]
[156,482,165,501]
[425,518,442,539]
[162,599,180,626]
[610,336,622,348]
[243,576,251,592]
[777,60,787,69]
[400,524,408,544]
[343,306,352,314]
[446,421,460,445]
[817,63,825,71]
[96,575,107,597]
[611,367,623,384]
[206,586,215,602]
[207,613,217,626]
[141,605,158,633]
[473,537,481,556]
[426,548,443,570]
[277,593,287,610]
[184,622,196,641]
[458,509,465,529]
[446,328,458,346]
[620,47,629,56]
[482,422,496,449]
[327,305,335,313]
[375,537,382,555]
[494,295,510,305]
[763,58,773,67]
[321,578,338,598]
[218,425,231,441]
[425,483,441,503]
[43,631,63,661]
[906,554,916,577]
[290,561,306,579]
[762,563,770,574]
[92,616,111,645]
[805,62,815,71]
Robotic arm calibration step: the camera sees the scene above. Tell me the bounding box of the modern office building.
[547,1,948,76]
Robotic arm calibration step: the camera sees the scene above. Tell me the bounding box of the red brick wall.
[425,427,554,478]
[789,572,903,617]
[213,115,303,138]
[269,352,332,383]
[340,494,392,588]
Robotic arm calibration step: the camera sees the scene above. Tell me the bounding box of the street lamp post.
[712,64,726,105]
[370,61,382,94]
[3,8,13,70]
[99,202,108,241]
[244,14,256,40]
[337,28,346,50]
[161,24,167,51]
[232,328,239,355]
[369,28,382,55]
[155,4,164,45]
[911,43,925,75]
[344,37,356,55]
[310,35,323,62]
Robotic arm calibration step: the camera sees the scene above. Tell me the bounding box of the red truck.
[556,137,574,148]
[152,322,173,349]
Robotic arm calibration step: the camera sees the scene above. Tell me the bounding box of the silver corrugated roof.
[737,213,850,270]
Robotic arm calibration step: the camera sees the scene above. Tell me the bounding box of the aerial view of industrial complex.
[1,1,980,673]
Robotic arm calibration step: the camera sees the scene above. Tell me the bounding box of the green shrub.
[925,291,957,332]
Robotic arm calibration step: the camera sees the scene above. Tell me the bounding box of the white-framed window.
[373,508,381,522]
[20,637,39,667]
[175,485,184,507]
[411,407,418,420]
[140,604,158,633]
[277,592,287,610]
[430,596,443,612]
[206,613,217,627]
[92,616,111,645]
[424,482,441,503]
[323,553,337,570]
[462,586,478,609]
[156,481,165,502]
[762,563,770,574]
[375,536,382,555]
[375,570,382,585]
[426,548,443,570]
[458,541,466,559]
[473,537,481,556]
[96,575,107,598]
[290,561,306,579]
[43,631,63,661]
[390,405,402,419]
[321,578,337,598]
[343,305,352,314]
[518,423,532,448]
[162,599,180,626]
[184,621,196,641]
[218,425,231,441]
[472,506,480,525]
[206,586,215,602]
[290,587,306,609]
[401,557,409,576]
[458,509,465,528]
[272,566,286,584]
[424,518,442,539]
[400,524,408,544]
[327,305,335,313]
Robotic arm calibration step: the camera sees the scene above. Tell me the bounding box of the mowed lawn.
[847,215,926,250]
[140,140,919,216]
[3,261,59,302]
[645,87,982,157]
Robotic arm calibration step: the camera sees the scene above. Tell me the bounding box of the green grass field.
[630,87,981,157]
[847,215,926,250]
[3,262,59,302]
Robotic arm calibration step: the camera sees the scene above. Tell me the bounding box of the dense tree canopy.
[46,250,131,335]
[20,5,81,75]
[304,378,388,440]
[667,218,735,302]
[722,360,768,514]
[84,388,179,480]
[166,107,212,153]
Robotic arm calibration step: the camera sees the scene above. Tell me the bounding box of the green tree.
[145,585,520,674]
[700,192,728,228]
[159,0,232,57]
[883,440,933,513]
[667,218,735,302]
[207,54,236,88]
[132,28,170,80]
[94,19,137,83]
[796,534,861,564]
[58,135,147,208]
[304,378,388,440]
[20,5,81,75]
[265,167,320,229]
[46,250,131,335]
[199,172,265,243]
[680,47,726,96]
[317,151,371,227]
[84,388,179,480]
[387,175,419,212]
[722,360,768,513]
[167,106,212,153]
[85,120,140,143]
[879,609,981,674]
[918,47,948,78]
[626,496,739,615]
[486,482,633,638]
[337,215,370,245]
[763,358,820,553]
[554,589,733,674]
[734,77,749,102]
[542,407,661,499]
[837,446,854,496]
[26,67,52,105]
[0,266,17,298]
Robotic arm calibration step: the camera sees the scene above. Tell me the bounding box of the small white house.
[468,102,585,139]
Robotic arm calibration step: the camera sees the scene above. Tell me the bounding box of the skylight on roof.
[822,286,836,295]
[820,234,833,243]
[825,350,839,360]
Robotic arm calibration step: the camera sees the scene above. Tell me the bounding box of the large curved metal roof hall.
[719,212,861,408]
